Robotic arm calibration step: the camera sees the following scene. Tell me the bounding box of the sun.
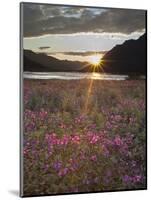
[88,54,101,66]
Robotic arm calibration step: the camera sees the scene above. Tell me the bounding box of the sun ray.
[83,67,96,114]
[83,55,102,114]
[82,54,124,115]
[83,78,94,114]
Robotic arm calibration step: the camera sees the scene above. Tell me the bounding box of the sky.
[23,3,146,62]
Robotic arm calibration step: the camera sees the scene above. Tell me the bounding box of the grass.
[23,79,146,196]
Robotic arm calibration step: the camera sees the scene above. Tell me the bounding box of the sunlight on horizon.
[88,54,102,66]
[88,54,104,73]
[47,52,104,63]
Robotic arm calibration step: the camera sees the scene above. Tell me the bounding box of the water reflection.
[23,72,130,80]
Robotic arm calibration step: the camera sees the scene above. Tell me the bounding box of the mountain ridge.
[23,33,146,74]
[101,33,146,74]
[24,49,90,72]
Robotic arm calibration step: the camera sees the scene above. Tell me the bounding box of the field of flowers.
[23,79,146,196]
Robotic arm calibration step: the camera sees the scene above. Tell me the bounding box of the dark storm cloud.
[23,3,146,37]
[23,4,43,22]
[89,9,146,34]
[41,5,61,16]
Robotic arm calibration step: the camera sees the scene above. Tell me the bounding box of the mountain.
[23,49,90,72]
[24,33,146,74]
[102,33,147,74]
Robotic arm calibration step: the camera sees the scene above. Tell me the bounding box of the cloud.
[39,46,51,50]
[35,50,107,56]
[23,3,146,37]
[54,51,108,56]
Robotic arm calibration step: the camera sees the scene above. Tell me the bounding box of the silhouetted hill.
[24,34,146,74]
[102,33,147,74]
[24,49,90,72]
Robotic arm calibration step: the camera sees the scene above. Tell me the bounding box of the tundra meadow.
[23,79,146,196]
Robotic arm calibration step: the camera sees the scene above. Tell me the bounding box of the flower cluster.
[23,79,146,196]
